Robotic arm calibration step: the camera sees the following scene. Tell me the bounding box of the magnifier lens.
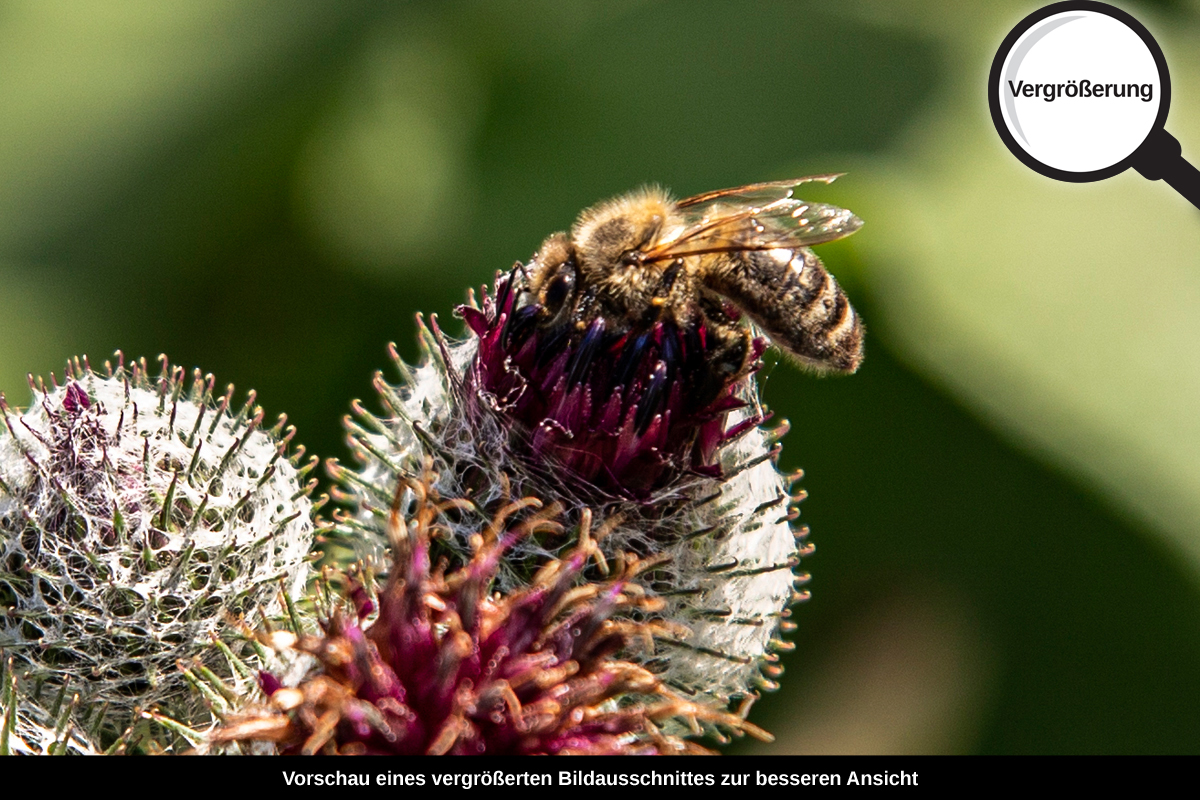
[998,10,1162,175]
[992,2,1200,208]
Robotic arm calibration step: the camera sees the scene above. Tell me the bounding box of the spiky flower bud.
[215,463,767,754]
[337,269,808,713]
[0,354,318,742]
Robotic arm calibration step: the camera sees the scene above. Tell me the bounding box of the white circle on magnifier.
[998,11,1161,174]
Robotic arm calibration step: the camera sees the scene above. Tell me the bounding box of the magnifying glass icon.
[989,1,1200,209]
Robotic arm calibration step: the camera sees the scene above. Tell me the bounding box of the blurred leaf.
[0,0,367,256]
[757,584,996,755]
[0,262,90,399]
[850,5,1200,572]
[297,18,486,273]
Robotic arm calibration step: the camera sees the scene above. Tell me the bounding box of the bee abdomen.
[709,248,862,373]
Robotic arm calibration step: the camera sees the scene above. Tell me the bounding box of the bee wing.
[675,174,843,209]
[643,176,862,262]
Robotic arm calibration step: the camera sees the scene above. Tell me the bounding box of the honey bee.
[525,175,864,382]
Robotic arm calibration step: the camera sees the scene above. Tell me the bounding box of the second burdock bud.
[0,354,318,749]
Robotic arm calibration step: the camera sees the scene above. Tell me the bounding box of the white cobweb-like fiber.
[1,666,100,755]
[0,355,317,742]
[339,334,805,708]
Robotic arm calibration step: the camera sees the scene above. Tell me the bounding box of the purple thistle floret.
[337,265,808,712]
[460,271,769,496]
[216,464,767,755]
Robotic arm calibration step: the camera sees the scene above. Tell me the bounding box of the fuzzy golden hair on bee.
[571,184,676,253]
[571,186,676,274]
[527,176,864,373]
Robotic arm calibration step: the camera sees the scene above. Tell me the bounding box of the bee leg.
[692,321,751,408]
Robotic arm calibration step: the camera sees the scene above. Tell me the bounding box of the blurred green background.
[1,0,1198,754]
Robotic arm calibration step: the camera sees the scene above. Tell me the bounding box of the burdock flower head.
[336,179,863,717]
[215,461,766,754]
[0,354,318,746]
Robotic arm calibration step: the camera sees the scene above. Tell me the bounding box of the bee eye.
[541,268,575,314]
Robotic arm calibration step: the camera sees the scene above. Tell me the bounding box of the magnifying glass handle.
[1133,128,1200,211]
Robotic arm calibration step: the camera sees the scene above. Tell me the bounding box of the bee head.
[571,187,672,279]
[527,233,579,322]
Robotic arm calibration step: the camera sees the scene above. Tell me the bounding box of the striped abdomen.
[705,247,862,373]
